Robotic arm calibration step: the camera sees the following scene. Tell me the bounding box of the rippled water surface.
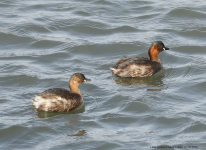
[1,0,206,149]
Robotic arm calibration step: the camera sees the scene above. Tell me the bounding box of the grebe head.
[148,41,169,60]
[69,73,91,87]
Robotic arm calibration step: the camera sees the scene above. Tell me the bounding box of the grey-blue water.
[0,0,206,149]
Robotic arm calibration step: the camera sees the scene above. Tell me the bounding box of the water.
[0,0,206,149]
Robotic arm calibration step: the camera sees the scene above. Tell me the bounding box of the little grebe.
[111,41,169,77]
[32,73,90,112]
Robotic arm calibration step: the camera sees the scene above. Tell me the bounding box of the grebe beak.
[84,78,91,82]
[163,47,169,50]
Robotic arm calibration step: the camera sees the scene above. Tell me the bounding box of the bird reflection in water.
[68,130,87,137]
[113,71,167,91]
[34,105,85,119]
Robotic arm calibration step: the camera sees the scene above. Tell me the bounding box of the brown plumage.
[32,73,90,112]
[111,41,169,77]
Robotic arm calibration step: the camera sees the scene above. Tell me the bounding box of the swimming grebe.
[32,73,90,112]
[111,41,169,77]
